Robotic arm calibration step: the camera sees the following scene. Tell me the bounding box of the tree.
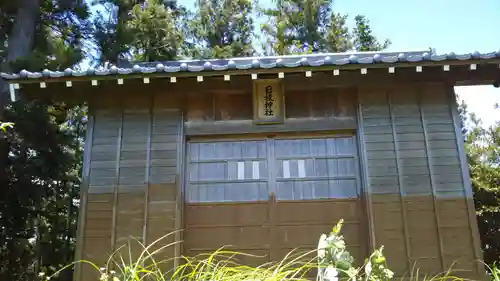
[259,0,390,55]
[92,0,187,64]
[1,101,86,281]
[0,0,90,280]
[459,102,500,265]
[259,0,343,55]
[91,0,145,65]
[127,0,185,61]
[352,15,390,52]
[186,0,255,59]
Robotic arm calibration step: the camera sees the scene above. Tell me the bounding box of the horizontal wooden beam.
[184,117,356,136]
[20,64,500,98]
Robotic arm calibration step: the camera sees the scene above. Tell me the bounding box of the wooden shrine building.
[3,49,499,281]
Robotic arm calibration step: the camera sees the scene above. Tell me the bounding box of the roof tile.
[2,49,499,81]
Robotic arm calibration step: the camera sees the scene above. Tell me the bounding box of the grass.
[42,222,498,281]
[49,240,318,281]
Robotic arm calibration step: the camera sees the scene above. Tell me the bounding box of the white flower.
[384,268,394,279]
[100,267,105,272]
[317,234,328,258]
[326,235,335,243]
[334,250,343,261]
[333,239,345,249]
[365,261,372,276]
[324,265,338,281]
[100,273,109,281]
[38,272,45,277]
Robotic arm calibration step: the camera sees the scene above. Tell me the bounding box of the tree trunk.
[0,0,40,164]
[6,0,39,63]
[0,0,40,102]
[0,0,40,279]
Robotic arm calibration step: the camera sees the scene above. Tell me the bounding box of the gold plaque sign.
[252,79,284,124]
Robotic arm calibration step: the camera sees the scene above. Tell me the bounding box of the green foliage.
[352,15,391,52]
[1,0,89,280]
[127,0,184,61]
[317,219,394,281]
[0,100,86,281]
[186,0,255,59]
[486,263,500,281]
[259,0,346,55]
[92,0,190,64]
[89,0,390,61]
[460,102,500,265]
[44,233,315,281]
[0,121,13,131]
[4,0,91,72]
[259,0,390,55]
[91,0,140,65]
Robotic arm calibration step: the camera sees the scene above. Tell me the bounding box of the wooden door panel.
[273,201,365,266]
[271,136,367,265]
[184,224,270,250]
[185,203,269,226]
[184,140,271,261]
[276,200,361,222]
[184,136,368,268]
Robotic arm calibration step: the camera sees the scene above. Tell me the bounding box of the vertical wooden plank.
[174,110,184,268]
[148,92,182,271]
[448,87,485,276]
[111,108,124,254]
[418,87,445,271]
[182,141,191,257]
[352,134,369,257]
[74,111,95,281]
[267,138,277,198]
[356,89,376,251]
[269,193,278,261]
[142,94,153,245]
[388,90,411,270]
[267,138,278,261]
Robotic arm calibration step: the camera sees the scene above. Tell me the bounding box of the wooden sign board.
[252,79,284,124]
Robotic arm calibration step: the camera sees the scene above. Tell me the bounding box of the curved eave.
[2,50,500,84]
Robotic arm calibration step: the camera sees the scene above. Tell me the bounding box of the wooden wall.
[357,84,483,279]
[73,77,484,281]
[75,91,184,281]
[183,77,357,135]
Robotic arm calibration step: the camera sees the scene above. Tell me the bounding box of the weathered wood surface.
[73,76,484,281]
[184,135,367,266]
[357,85,484,279]
[183,83,356,135]
[77,92,183,281]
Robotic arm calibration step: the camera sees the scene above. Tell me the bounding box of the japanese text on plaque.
[264,85,274,116]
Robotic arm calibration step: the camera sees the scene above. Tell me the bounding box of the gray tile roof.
[1,49,499,81]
